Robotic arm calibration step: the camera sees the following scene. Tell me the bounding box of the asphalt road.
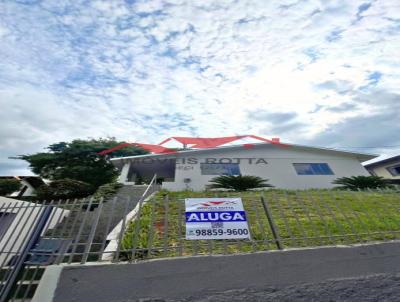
[176,273,400,302]
[48,242,400,302]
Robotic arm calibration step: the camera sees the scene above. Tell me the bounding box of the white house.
[364,155,400,181]
[0,197,69,266]
[111,142,376,191]
[0,176,46,197]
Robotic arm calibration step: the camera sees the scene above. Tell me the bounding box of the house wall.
[20,179,36,196]
[367,160,400,180]
[161,144,370,191]
[8,179,36,197]
[0,197,69,265]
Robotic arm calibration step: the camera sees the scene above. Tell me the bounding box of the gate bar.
[260,195,283,250]
[0,205,53,302]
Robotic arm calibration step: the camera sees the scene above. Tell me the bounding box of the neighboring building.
[0,196,69,265]
[364,155,400,182]
[111,142,376,191]
[0,176,45,197]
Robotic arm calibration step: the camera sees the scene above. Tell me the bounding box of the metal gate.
[0,176,159,302]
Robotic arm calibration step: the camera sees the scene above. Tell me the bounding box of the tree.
[14,138,148,189]
[332,175,388,191]
[208,175,273,191]
[0,179,22,196]
[35,179,94,200]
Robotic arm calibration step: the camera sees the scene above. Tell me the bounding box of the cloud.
[309,110,400,153]
[247,111,306,135]
[248,110,307,136]
[247,111,298,123]
[325,103,357,113]
[269,122,308,135]
[316,80,354,94]
[0,0,399,174]
[307,89,400,157]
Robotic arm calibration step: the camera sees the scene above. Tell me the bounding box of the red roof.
[98,135,282,156]
[159,135,280,148]
[97,142,177,156]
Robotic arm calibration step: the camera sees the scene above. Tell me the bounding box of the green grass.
[120,189,400,261]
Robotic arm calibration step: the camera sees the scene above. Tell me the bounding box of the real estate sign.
[185,198,250,240]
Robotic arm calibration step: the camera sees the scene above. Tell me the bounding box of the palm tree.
[208,175,273,191]
[332,175,388,190]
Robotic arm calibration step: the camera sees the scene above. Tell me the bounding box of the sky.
[0,0,399,175]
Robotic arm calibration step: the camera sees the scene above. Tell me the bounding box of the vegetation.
[134,175,144,185]
[121,189,400,261]
[332,175,388,190]
[92,182,123,201]
[121,202,154,259]
[208,175,273,191]
[35,179,94,200]
[14,138,148,189]
[0,179,22,196]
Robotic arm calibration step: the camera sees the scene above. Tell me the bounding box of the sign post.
[185,198,250,240]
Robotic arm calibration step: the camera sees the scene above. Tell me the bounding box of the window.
[200,163,241,175]
[387,165,400,176]
[293,163,334,175]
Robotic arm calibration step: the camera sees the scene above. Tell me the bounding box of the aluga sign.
[185,198,251,240]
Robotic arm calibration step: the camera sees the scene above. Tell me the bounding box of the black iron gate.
[0,176,159,302]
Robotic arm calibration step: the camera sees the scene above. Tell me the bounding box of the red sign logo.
[193,201,237,207]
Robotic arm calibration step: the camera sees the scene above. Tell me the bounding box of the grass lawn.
[120,189,400,261]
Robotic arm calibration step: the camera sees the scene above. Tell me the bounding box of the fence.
[0,175,159,302]
[118,189,400,261]
[0,185,399,301]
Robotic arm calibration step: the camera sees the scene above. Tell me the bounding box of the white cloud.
[0,0,399,174]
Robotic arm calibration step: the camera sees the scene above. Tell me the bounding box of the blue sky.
[0,0,399,175]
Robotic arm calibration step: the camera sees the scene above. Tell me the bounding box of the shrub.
[35,179,94,200]
[0,179,22,196]
[92,182,123,201]
[332,175,388,191]
[121,202,153,259]
[208,175,273,191]
[135,175,144,185]
[156,177,164,185]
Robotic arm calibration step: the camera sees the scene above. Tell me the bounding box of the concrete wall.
[162,144,370,191]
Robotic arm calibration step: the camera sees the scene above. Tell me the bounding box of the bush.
[332,175,389,191]
[121,202,153,260]
[208,175,273,191]
[92,182,123,201]
[35,179,94,200]
[0,179,22,196]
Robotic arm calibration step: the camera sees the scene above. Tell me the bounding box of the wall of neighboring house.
[8,179,36,197]
[20,179,36,196]
[367,160,400,180]
[161,144,370,191]
[0,197,68,265]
